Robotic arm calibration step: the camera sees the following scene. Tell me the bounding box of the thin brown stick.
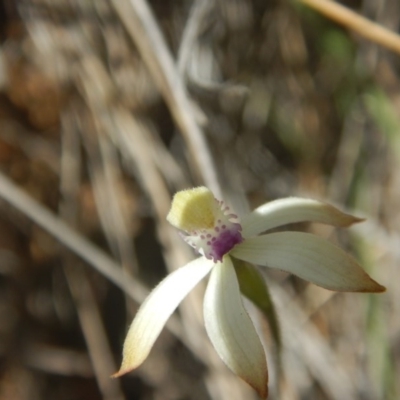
[298,0,400,55]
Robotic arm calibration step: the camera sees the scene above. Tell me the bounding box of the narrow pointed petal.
[204,256,268,398]
[233,259,282,386]
[113,257,214,377]
[233,259,282,352]
[241,197,363,238]
[232,232,385,293]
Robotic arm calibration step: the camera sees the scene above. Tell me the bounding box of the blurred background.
[0,0,398,399]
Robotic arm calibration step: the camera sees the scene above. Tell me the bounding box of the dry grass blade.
[110,0,222,197]
[298,0,400,54]
[0,171,147,304]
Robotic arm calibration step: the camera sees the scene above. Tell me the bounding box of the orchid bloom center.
[167,187,243,262]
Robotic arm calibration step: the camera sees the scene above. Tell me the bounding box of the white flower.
[113,187,385,398]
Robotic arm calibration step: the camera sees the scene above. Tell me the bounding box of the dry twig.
[298,0,400,54]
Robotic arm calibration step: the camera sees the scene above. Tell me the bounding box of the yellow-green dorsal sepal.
[167,187,216,232]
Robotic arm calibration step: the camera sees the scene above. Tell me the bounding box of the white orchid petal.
[232,232,385,293]
[204,256,268,398]
[113,257,214,377]
[241,197,363,238]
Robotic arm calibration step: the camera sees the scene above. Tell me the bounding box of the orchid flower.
[113,187,385,398]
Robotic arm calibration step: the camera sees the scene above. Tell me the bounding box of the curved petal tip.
[251,374,268,399]
[233,232,386,293]
[111,367,133,379]
[241,197,366,237]
[359,278,386,293]
[113,257,214,380]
